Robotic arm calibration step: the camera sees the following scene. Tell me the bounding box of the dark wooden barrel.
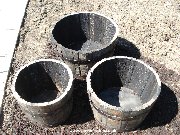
[87,56,161,132]
[51,12,118,80]
[12,59,74,127]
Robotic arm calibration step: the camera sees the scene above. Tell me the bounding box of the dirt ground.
[0,0,180,134]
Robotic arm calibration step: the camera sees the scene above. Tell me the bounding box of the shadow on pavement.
[64,79,94,125]
[139,83,178,129]
[113,37,141,59]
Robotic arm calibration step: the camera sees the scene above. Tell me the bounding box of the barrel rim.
[12,59,74,107]
[51,11,119,54]
[86,56,161,112]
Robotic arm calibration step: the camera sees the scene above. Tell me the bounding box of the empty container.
[51,12,118,80]
[86,56,161,132]
[12,59,74,127]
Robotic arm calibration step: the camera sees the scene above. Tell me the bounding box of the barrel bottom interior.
[98,87,143,110]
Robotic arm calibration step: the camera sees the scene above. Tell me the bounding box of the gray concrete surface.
[0,0,29,114]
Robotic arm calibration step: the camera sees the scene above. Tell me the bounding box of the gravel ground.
[1,0,180,134]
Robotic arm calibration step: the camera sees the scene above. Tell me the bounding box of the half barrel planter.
[87,56,161,132]
[12,59,74,127]
[51,12,118,80]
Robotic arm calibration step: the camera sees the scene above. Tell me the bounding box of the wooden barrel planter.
[12,59,74,127]
[51,12,118,80]
[86,56,161,132]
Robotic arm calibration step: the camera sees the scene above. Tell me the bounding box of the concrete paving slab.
[0,0,29,114]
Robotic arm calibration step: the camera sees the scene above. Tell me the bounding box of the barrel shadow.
[139,83,178,129]
[113,37,141,59]
[138,57,179,129]
[64,79,94,125]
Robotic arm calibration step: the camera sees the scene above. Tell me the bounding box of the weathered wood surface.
[12,59,74,127]
[87,56,161,132]
[51,12,118,80]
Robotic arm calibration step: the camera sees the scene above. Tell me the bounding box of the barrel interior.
[52,13,116,52]
[15,61,70,103]
[91,58,159,110]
